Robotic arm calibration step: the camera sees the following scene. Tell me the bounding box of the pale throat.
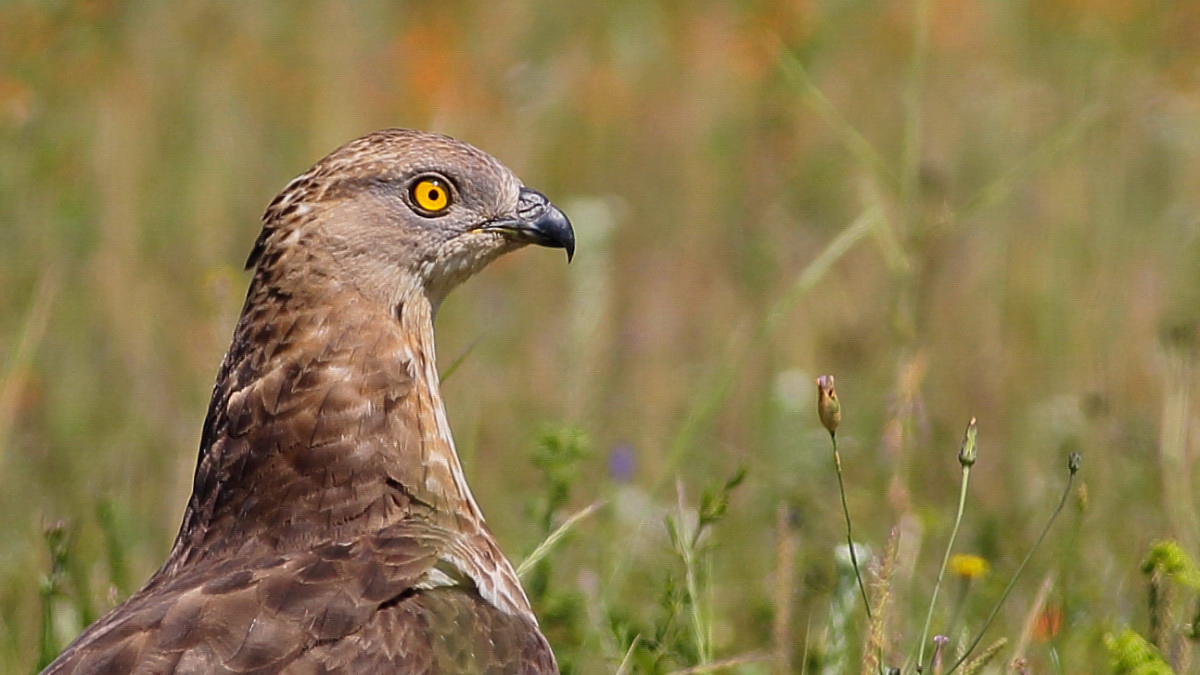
[391,285,535,618]
[391,286,487,525]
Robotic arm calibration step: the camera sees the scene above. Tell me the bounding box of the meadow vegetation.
[2,1,1199,672]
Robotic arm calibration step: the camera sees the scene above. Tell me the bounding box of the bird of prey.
[44,128,573,674]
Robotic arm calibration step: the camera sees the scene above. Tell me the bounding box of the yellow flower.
[950,554,989,581]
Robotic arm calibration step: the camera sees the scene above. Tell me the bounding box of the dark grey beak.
[483,187,575,261]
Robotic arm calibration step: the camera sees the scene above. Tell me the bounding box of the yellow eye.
[410,176,451,214]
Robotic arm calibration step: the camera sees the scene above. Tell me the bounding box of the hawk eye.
[409,175,452,215]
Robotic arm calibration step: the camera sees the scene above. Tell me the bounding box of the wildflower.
[607,443,636,483]
[816,375,841,435]
[949,553,989,581]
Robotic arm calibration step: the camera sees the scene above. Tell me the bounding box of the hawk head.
[248,128,574,306]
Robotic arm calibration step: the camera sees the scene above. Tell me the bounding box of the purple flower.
[607,443,636,483]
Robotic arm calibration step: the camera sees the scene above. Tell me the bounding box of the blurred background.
[3,1,1200,672]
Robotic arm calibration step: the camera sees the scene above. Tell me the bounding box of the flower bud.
[816,375,841,435]
[958,417,978,467]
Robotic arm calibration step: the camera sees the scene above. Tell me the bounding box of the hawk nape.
[45,129,573,674]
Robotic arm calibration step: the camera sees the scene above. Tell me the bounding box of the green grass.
[3,1,1200,672]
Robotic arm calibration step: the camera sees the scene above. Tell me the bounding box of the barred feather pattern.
[43,129,565,674]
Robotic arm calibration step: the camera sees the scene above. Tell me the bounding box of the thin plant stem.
[916,461,971,671]
[439,334,483,383]
[671,481,712,665]
[959,105,1101,219]
[516,500,605,578]
[615,634,641,675]
[831,432,872,620]
[947,453,1080,673]
[659,207,880,492]
[900,0,931,211]
[38,578,58,671]
[683,522,709,664]
[776,46,897,190]
[666,651,772,674]
[772,502,796,675]
[0,264,62,462]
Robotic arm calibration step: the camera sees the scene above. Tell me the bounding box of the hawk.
[44,129,573,674]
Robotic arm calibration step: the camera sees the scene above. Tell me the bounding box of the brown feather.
[44,129,569,674]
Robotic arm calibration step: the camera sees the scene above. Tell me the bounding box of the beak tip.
[560,226,576,263]
[515,187,575,262]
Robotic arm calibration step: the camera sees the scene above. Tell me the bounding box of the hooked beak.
[480,187,575,261]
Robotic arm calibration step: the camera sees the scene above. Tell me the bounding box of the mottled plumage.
[45,129,573,674]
